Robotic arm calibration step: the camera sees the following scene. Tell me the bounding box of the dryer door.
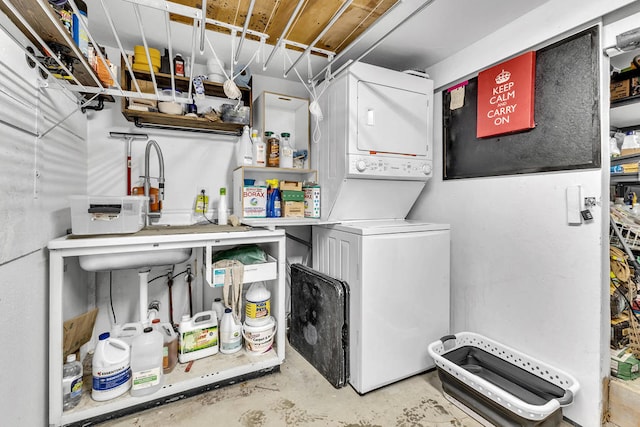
[356,81,430,156]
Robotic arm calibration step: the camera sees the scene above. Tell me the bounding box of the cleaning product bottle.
[266,179,281,218]
[211,297,226,322]
[219,308,243,354]
[62,353,83,411]
[236,125,253,167]
[218,187,228,225]
[279,132,294,169]
[252,129,266,167]
[92,332,131,401]
[273,182,282,218]
[130,326,164,397]
[152,319,178,374]
[178,311,219,363]
[245,281,271,326]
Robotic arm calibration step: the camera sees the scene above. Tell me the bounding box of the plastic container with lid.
[219,308,243,354]
[245,281,271,326]
[130,326,164,397]
[218,187,228,225]
[63,353,83,411]
[280,132,294,169]
[211,297,226,322]
[236,125,253,167]
[152,319,178,374]
[252,129,266,167]
[91,332,131,401]
[265,131,280,167]
[173,53,185,77]
[178,311,219,363]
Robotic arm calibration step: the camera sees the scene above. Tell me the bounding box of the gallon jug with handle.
[91,332,131,401]
[178,311,219,363]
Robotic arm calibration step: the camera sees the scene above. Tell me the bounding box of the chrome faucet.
[143,139,165,226]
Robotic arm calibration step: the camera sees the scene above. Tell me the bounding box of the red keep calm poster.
[476,51,536,138]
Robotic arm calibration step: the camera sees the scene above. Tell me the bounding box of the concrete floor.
[99,342,574,427]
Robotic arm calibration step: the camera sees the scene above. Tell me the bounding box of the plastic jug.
[91,332,131,401]
[152,319,178,374]
[111,322,143,346]
[178,311,219,363]
[130,326,164,397]
[245,281,271,326]
[219,308,242,354]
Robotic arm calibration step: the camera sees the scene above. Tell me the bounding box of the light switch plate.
[566,186,582,225]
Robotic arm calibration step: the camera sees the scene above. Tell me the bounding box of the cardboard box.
[611,347,640,380]
[283,201,304,217]
[612,314,631,349]
[241,186,267,218]
[281,190,304,202]
[281,180,302,191]
[611,79,630,101]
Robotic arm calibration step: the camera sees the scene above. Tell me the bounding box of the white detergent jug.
[92,332,131,401]
[111,322,143,346]
[130,326,164,397]
[178,311,219,363]
[245,281,271,326]
[219,308,242,354]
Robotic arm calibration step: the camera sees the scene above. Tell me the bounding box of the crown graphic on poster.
[495,69,511,84]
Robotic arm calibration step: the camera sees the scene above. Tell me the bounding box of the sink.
[79,248,192,271]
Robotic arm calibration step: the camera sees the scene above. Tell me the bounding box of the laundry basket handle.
[439,335,457,351]
[556,389,574,406]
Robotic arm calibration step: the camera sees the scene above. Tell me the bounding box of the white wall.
[0,18,88,425]
[411,1,638,425]
[85,73,309,332]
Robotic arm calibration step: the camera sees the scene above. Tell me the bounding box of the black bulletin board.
[443,26,601,179]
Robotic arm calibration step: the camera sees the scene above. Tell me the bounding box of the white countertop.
[48,224,284,251]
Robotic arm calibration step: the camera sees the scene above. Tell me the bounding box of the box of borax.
[242,185,267,217]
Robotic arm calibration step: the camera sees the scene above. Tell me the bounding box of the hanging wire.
[333,0,385,53]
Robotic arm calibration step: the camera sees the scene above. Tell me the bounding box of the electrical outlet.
[195,184,211,214]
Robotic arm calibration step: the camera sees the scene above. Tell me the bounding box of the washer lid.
[327,219,450,235]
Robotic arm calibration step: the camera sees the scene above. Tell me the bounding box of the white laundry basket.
[428,332,580,426]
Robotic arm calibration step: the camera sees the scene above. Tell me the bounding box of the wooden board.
[169,0,397,54]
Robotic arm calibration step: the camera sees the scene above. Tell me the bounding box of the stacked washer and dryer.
[309,62,450,394]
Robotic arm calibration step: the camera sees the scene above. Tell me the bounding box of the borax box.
[242,186,267,218]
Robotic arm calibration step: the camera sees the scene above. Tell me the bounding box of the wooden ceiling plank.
[166,0,397,54]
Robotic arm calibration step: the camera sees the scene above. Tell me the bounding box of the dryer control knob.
[423,164,432,175]
[355,160,367,172]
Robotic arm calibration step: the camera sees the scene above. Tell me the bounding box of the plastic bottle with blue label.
[91,332,131,401]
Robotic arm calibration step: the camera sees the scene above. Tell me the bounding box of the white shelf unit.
[232,166,321,227]
[252,92,310,165]
[47,228,285,427]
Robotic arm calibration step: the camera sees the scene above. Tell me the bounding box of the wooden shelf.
[0,0,114,101]
[121,66,251,134]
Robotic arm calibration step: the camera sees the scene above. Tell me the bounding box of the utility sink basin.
[79,248,192,272]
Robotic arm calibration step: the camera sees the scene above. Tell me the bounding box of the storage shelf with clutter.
[232,167,322,228]
[120,55,252,135]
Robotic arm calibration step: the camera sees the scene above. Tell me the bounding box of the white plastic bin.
[428,332,579,426]
[70,195,147,235]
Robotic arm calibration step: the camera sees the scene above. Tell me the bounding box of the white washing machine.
[313,219,450,394]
